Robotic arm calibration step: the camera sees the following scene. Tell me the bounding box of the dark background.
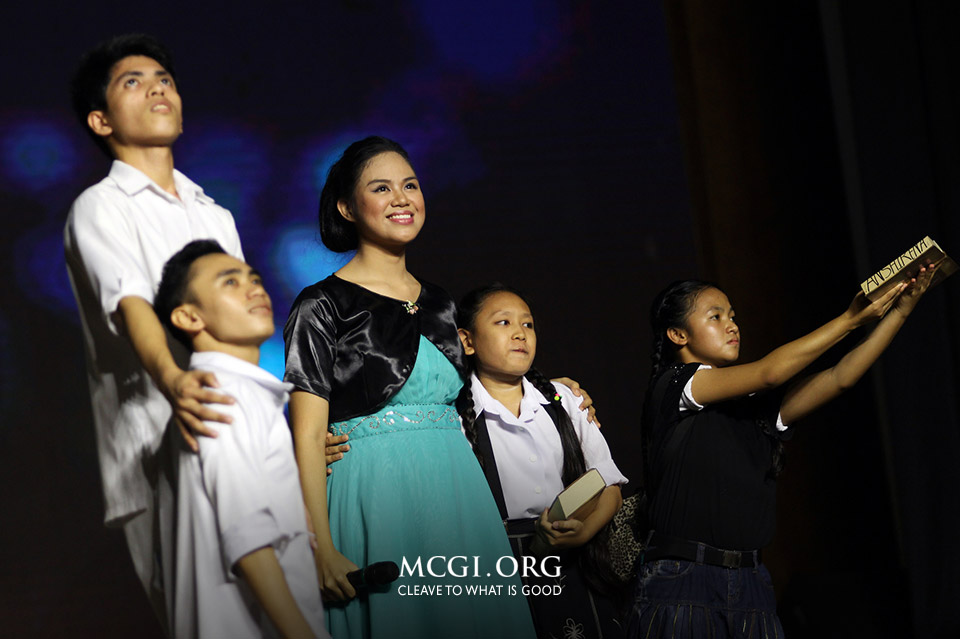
[0,2,957,637]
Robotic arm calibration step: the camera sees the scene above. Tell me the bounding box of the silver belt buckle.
[721,550,741,568]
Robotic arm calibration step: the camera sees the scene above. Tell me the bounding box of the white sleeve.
[680,365,788,429]
[197,392,285,575]
[65,192,155,334]
[680,364,713,412]
[775,413,788,431]
[220,207,244,262]
[553,382,628,487]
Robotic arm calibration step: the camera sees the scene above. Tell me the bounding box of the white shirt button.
[534,486,542,494]
[529,454,538,463]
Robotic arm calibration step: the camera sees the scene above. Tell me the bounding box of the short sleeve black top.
[282,275,466,424]
[644,363,790,550]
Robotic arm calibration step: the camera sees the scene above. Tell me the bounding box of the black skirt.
[505,518,625,639]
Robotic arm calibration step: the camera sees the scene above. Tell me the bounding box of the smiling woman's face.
[339,151,425,250]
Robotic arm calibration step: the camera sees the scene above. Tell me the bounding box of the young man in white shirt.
[64,34,242,629]
[154,240,326,639]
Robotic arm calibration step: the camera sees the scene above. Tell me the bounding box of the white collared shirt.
[174,351,327,639]
[64,160,243,524]
[469,374,628,519]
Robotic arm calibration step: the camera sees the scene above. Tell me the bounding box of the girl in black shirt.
[629,270,934,638]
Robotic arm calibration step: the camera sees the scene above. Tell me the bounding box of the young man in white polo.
[64,34,241,630]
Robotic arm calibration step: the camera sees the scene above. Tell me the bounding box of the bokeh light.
[259,333,286,381]
[269,223,354,302]
[14,226,76,316]
[176,123,270,226]
[413,0,562,81]
[0,119,78,191]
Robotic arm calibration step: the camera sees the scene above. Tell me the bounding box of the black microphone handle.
[346,560,401,589]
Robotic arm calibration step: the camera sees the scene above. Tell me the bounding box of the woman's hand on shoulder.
[551,377,600,427]
[315,547,359,602]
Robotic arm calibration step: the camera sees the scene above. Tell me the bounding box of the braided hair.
[643,280,784,479]
[455,283,537,469]
[648,280,717,379]
[456,283,622,595]
[457,284,585,469]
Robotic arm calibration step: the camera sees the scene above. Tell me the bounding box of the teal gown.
[325,336,536,638]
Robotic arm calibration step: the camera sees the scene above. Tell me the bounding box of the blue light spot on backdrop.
[413,0,560,80]
[283,134,365,231]
[1,120,77,191]
[270,224,354,300]
[310,140,355,194]
[176,124,270,226]
[15,226,76,316]
[259,333,286,381]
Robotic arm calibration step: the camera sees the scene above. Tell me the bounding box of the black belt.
[643,532,761,569]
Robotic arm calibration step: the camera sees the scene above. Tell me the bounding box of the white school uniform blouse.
[174,351,327,639]
[468,374,628,520]
[64,160,243,525]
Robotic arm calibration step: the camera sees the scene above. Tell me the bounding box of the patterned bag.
[607,491,649,582]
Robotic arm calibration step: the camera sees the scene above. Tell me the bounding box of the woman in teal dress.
[284,136,535,638]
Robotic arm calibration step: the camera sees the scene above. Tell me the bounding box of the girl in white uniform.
[456,284,629,639]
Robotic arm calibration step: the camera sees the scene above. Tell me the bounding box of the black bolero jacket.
[283,275,466,423]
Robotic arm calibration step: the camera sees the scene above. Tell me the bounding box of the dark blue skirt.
[628,559,785,638]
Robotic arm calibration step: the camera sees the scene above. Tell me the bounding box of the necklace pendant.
[403,300,419,314]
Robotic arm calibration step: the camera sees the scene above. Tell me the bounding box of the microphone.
[346,561,401,590]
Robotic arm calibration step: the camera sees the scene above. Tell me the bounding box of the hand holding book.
[530,469,611,556]
[845,283,910,329]
[891,263,938,318]
[530,506,589,557]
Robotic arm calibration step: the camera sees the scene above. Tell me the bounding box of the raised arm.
[780,265,936,423]
[236,547,317,639]
[690,283,907,406]
[118,296,234,450]
[289,391,358,601]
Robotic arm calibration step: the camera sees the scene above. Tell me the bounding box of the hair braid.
[650,332,667,379]
[643,280,716,488]
[524,368,587,487]
[455,282,527,466]
[456,283,624,596]
[645,279,785,478]
[456,382,485,468]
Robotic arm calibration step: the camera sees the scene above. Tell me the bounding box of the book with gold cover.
[860,236,957,300]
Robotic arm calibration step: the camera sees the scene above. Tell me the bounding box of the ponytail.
[648,279,717,380]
